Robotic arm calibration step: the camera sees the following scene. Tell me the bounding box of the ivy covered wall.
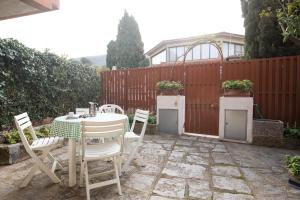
[0,38,100,130]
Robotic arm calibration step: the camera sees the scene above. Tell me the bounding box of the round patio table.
[51,113,129,187]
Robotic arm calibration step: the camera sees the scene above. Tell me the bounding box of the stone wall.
[0,143,29,165]
[252,119,284,148]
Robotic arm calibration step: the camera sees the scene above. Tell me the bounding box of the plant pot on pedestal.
[222,79,253,97]
[223,89,250,97]
[289,175,300,190]
[159,89,181,96]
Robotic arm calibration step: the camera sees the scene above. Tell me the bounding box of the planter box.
[252,119,284,147]
[223,89,250,97]
[159,89,181,96]
[289,175,300,190]
[0,143,30,165]
[131,123,157,135]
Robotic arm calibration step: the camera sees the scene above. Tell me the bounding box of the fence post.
[296,56,300,126]
[124,70,128,112]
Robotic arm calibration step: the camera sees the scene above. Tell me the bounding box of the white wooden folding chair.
[123,109,149,170]
[79,119,125,200]
[14,112,64,188]
[76,108,89,115]
[98,104,124,114]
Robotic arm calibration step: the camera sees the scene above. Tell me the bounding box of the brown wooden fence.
[101,55,300,135]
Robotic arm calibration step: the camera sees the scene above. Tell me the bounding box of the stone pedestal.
[252,119,283,148]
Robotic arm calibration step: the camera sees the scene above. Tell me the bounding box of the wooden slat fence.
[222,55,300,127]
[101,55,300,135]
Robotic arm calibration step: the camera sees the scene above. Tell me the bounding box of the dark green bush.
[283,128,300,139]
[0,38,100,130]
[148,115,156,125]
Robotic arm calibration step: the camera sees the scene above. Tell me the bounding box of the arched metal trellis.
[169,37,224,95]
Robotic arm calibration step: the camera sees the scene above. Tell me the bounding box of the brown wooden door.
[184,62,220,135]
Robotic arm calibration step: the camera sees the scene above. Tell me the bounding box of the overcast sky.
[0,0,245,58]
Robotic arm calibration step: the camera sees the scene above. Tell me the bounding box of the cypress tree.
[241,0,300,59]
[106,40,117,68]
[106,11,149,68]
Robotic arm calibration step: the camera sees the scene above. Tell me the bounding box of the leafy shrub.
[127,113,134,124]
[283,128,300,139]
[0,38,100,130]
[156,80,184,91]
[148,115,156,125]
[2,126,52,144]
[285,155,300,178]
[222,79,253,92]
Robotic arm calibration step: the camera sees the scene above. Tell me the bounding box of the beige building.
[146,32,245,66]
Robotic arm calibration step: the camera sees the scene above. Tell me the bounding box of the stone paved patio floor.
[0,133,300,200]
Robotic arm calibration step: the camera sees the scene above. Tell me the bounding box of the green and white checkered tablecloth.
[51,113,129,140]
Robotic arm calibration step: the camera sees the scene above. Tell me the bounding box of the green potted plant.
[128,113,157,135]
[285,155,300,189]
[222,79,253,97]
[156,80,184,95]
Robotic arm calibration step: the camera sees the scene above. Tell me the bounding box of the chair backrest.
[98,104,124,114]
[81,119,126,158]
[76,108,89,115]
[130,109,149,143]
[14,112,38,157]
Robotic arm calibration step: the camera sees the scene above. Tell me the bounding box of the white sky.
[0,0,245,58]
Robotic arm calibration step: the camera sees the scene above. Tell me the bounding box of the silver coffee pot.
[89,102,98,117]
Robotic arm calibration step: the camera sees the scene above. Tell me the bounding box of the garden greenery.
[128,113,156,125]
[222,80,253,92]
[283,127,300,139]
[0,38,100,130]
[285,155,300,178]
[156,80,184,91]
[2,126,51,144]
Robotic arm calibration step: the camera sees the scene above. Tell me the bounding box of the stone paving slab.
[213,192,255,200]
[212,152,235,165]
[123,173,156,192]
[186,154,209,166]
[153,178,186,199]
[211,165,241,177]
[0,133,299,200]
[212,175,252,194]
[162,161,208,179]
[188,179,212,199]
[149,196,176,200]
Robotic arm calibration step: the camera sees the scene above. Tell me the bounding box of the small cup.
[69,112,74,117]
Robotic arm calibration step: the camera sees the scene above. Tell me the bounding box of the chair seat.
[80,141,121,161]
[31,136,64,150]
[124,132,140,140]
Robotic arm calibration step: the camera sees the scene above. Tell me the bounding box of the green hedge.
[0,38,100,130]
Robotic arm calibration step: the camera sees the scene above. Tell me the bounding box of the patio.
[0,133,299,200]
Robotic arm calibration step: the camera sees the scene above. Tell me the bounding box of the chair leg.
[85,161,90,200]
[114,156,122,195]
[122,143,139,171]
[38,161,61,184]
[79,160,85,187]
[20,163,38,188]
[48,153,63,170]
[118,156,122,175]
